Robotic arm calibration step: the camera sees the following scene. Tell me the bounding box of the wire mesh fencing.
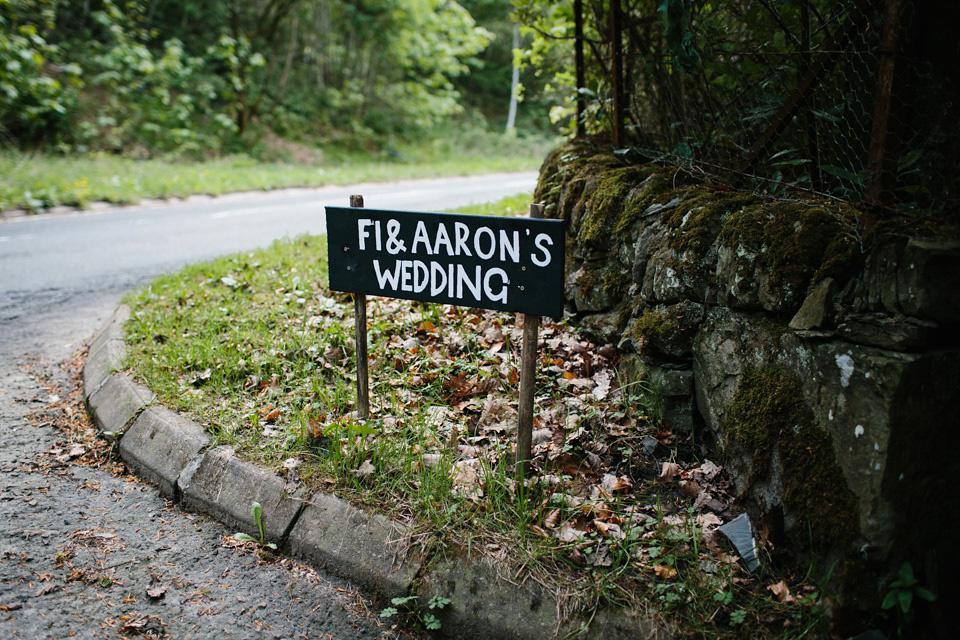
[567,0,959,221]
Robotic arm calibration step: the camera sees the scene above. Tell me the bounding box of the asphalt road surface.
[0,171,537,639]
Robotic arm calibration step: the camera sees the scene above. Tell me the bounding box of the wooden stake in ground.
[350,194,370,420]
[516,203,545,480]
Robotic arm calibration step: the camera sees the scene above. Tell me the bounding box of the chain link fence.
[575,0,959,221]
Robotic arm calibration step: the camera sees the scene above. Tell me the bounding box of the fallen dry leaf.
[420,453,442,469]
[351,459,376,479]
[591,370,613,400]
[586,547,613,567]
[697,459,722,481]
[679,480,702,498]
[531,428,553,446]
[123,614,166,634]
[34,583,61,597]
[601,473,633,494]
[692,490,713,512]
[767,580,796,604]
[593,519,625,540]
[556,523,587,543]
[654,564,678,579]
[696,512,723,531]
[146,575,166,600]
[544,509,561,529]
[660,462,681,483]
[477,395,517,433]
[450,459,483,500]
[417,320,439,335]
[566,377,596,390]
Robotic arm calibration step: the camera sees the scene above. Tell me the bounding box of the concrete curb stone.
[89,304,131,356]
[289,492,421,602]
[83,304,131,397]
[86,374,155,435]
[82,304,669,640]
[178,446,305,544]
[417,553,670,640]
[417,548,561,640]
[83,339,127,397]
[582,608,675,640]
[119,406,210,500]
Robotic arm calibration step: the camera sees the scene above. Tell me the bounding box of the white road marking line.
[374,189,432,200]
[208,204,311,220]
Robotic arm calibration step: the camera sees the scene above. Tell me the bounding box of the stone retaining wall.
[535,140,959,619]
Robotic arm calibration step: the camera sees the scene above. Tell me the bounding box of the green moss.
[627,302,702,357]
[719,201,863,296]
[534,162,565,218]
[630,308,676,341]
[540,143,867,301]
[615,171,684,234]
[726,367,858,548]
[665,190,759,254]
[602,267,630,301]
[535,140,621,220]
[579,166,647,245]
[534,144,582,208]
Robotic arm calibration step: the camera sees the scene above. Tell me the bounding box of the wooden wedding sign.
[326,197,565,477]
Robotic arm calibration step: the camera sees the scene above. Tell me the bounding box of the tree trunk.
[575,0,585,138]
[505,23,520,132]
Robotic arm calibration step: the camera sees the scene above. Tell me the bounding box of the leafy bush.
[0,3,80,145]
[75,2,235,156]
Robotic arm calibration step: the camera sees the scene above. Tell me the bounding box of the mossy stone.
[579,166,649,246]
[718,202,863,303]
[626,301,704,359]
[664,189,758,254]
[726,367,858,549]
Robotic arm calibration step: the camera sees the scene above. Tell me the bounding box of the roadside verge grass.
[121,196,831,638]
[0,135,550,213]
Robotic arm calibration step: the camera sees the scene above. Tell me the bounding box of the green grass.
[121,195,831,638]
[0,134,553,212]
[443,191,534,218]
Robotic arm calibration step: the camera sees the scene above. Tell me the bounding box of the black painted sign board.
[326,206,565,318]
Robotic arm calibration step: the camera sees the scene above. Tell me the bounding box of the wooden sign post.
[515,203,545,479]
[349,195,370,420]
[326,203,564,478]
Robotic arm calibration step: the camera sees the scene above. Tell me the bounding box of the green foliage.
[380,594,451,630]
[0,0,80,144]
[0,0,526,155]
[78,2,235,154]
[882,562,935,637]
[277,0,493,142]
[657,0,702,74]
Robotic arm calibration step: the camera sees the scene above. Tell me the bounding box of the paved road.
[0,172,536,639]
[0,172,537,326]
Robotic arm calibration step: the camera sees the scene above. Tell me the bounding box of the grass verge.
[122,196,831,637]
[0,134,552,213]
